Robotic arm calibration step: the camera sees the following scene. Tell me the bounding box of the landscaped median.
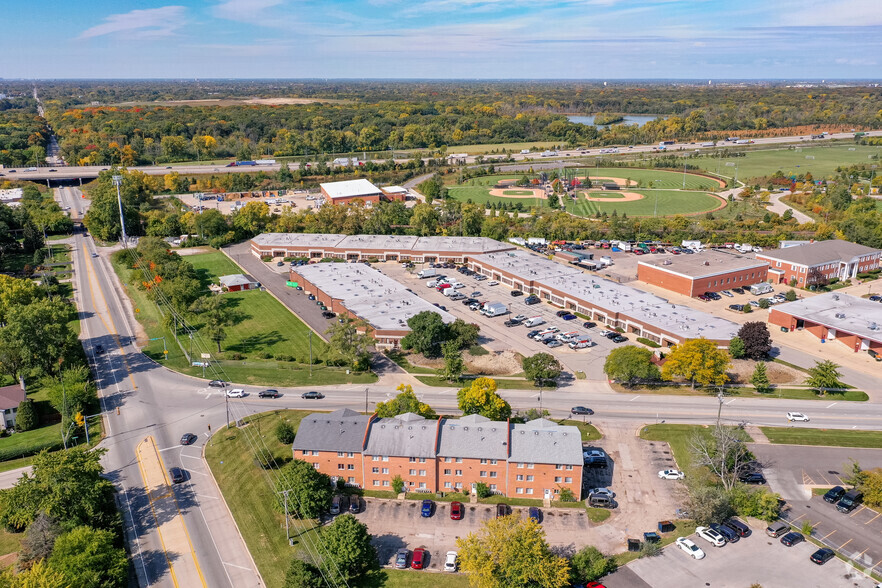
[759,427,882,448]
[611,382,868,402]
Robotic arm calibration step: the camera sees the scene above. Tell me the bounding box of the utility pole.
[225,389,230,429]
[364,388,368,414]
[112,175,128,247]
[279,490,291,543]
[716,389,724,427]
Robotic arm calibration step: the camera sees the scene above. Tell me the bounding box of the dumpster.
[627,538,641,552]
[643,532,660,543]
[658,520,675,533]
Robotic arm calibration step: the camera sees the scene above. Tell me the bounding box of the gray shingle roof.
[0,385,25,411]
[292,409,371,453]
[758,240,881,267]
[509,419,583,466]
[437,415,509,460]
[219,274,256,287]
[364,413,440,458]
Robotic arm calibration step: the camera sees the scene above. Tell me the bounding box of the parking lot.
[604,519,877,588]
[379,263,623,380]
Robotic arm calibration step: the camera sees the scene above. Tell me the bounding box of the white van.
[750,283,773,295]
[569,339,593,349]
[533,326,559,340]
[523,316,545,328]
[426,279,439,288]
[557,331,579,342]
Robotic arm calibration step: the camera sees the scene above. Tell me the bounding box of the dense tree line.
[0,185,74,271]
[29,81,882,167]
[0,105,49,167]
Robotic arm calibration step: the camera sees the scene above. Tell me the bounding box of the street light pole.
[112,175,128,247]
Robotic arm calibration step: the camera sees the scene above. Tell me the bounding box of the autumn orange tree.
[661,338,730,389]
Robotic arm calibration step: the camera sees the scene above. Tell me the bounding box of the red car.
[450,501,464,520]
[586,583,607,588]
[411,548,427,570]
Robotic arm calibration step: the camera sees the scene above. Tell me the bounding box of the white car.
[512,314,528,322]
[443,551,458,572]
[696,526,726,547]
[787,412,809,422]
[226,388,246,398]
[720,290,734,297]
[488,280,499,286]
[676,537,706,559]
[658,469,685,480]
[599,329,613,337]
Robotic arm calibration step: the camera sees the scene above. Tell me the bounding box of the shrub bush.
[275,421,296,444]
[637,337,661,348]
[274,353,296,362]
[257,351,274,359]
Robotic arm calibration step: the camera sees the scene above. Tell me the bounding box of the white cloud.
[787,0,882,26]
[78,6,187,40]
[212,0,291,26]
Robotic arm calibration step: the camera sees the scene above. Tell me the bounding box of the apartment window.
[480,459,488,464]
[490,484,497,491]
[455,470,463,476]
[312,463,319,469]
[445,457,453,463]
[409,469,417,476]
[383,480,390,487]
[419,470,426,476]
[347,452,354,458]
[373,480,380,486]
[348,477,355,483]
[516,474,524,481]
[419,458,426,463]
[372,456,380,461]
[382,456,389,462]
[516,488,524,494]
[479,471,487,477]
[337,452,344,457]
[456,458,463,463]
[565,465,573,471]
[382,468,389,474]
[565,477,573,483]
[489,472,497,478]
[372,467,379,474]
[526,488,534,495]
[526,475,534,482]
[555,465,563,470]
[347,464,354,470]
[517,463,524,469]
[337,464,345,470]
[455,482,462,489]
[444,469,451,475]
[554,476,562,483]
[527,463,535,469]
[444,482,452,489]
[419,483,427,489]
[409,457,417,463]
[490,459,498,465]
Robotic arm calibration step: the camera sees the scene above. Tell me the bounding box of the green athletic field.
[502,190,534,196]
[571,167,722,191]
[567,190,723,217]
[691,144,882,182]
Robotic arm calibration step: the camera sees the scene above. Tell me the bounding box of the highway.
[6,130,882,182]
[26,185,882,587]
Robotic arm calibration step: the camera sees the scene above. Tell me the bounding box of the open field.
[568,189,724,217]
[111,251,375,387]
[692,143,882,181]
[759,427,882,448]
[206,409,470,588]
[571,167,724,190]
[452,141,560,154]
[639,424,753,484]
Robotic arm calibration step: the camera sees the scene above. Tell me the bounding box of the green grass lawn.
[502,190,534,196]
[452,141,560,155]
[583,192,628,199]
[610,383,868,402]
[572,167,723,191]
[759,427,882,448]
[414,375,538,390]
[692,143,882,182]
[639,424,753,484]
[557,420,602,442]
[0,529,22,556]
[112,251,376,387]
[569,190,723,217]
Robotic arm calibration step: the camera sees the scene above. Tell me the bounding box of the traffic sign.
[201,353,211,359]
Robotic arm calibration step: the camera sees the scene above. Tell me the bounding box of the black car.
[526,330,541,339]
[728,304,744,311]
[732,287,745,294]
[780,532,805,547]
[524,296,540,305]
[180,433,197,446]
[582,321,596,329]
[556,310,569,317]
[810,547,835,565]
[571,406,594,415]
[612,335,627,343]
[823,486,845,503]
[258,389,281,398]
[301,391,325,399]
[604,332,619,339]
[308,294,316,300]
[504,319,522,327]
[169,467,185,484]
[710,522,739,543]
[321,311,336,319]
[585,457,608,469]
[510,290,523,297]
[739,472,766,485]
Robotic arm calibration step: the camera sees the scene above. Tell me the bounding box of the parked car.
[180,433,197,445]
[571,406,594,415]
[604,331,619,339]
[258,389,280,398]
[561,314,577,321]
[765,521,789,538]
[528,507,541,524]
[488,280,499,286]
[556,310,569,317]
[411,547,427,569]
[582,321,596,329]
[546,340,563,348]
[732,287,745,294]
[394,549,410,569]
[721,290,734,297]
[728,304,744,311]
[810,547,835,565]
[226,388,246,398]
[739,472,766,485]
[321,311,336,319]
[675,537,706,560]
[588,488,614,498]
[169,467,185,484]
[443,551,458,572]
[450,501,464,520]
[612,335,628,343]
[786,412,809,422]
[421,499,434,517]
[301,391,325,399]
[510,290,523,297]
[710,522,739,543]
[823,486,846,503]
[722,518,752,537]
[349,497,360,514]
[330,495,342,515]
[780,532,805,547]
[696,526,726,547]
[658,469,685,480]
[524,295,540,305]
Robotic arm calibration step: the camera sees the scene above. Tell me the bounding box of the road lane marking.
[159,445,184,452]
[821,529,837,540]
[725,399,735,405]
[222,561,253,571]
[629,396,640,402]
[802,470,816,485]
[825,402,838,409]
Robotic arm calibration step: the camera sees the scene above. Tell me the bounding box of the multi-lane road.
[20,186,881,588]
[6,130,882,183]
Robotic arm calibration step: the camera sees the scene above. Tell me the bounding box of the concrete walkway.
[767,190,813,223]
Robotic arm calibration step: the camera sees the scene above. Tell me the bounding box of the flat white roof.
[773,292,882,343]
[320,179,383,200]
[382,186,407,193]
[338,235,419,250]
[476,249,739,340]
[0,188,24,201]
[295,263,455,331]
[252,233,347,248]
[251,233,514,255]
[413,237,514,254]
[638,250,768,279]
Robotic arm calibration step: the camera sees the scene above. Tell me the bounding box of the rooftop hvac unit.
[835,313,846,319]
[871,322,879,330]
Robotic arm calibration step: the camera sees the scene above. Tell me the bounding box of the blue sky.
[3,0,882,79]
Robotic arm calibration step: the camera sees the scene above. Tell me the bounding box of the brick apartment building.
[637,251,769,297]
[292,409,584,500]
[756,240,882,287]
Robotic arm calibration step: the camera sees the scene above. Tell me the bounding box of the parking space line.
[791,513,806,522]
[865,513,881,525]
[820,529,837,540]
[855,547,870,558]
[815,470,831,485]
[838,538,853,550]
[850,505,867,518]
[802,470,815,485]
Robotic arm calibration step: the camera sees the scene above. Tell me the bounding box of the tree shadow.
[371,532,408,567]
[227,330,285,353]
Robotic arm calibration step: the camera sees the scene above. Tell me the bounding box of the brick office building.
[769,292,882,353]
[291,410,584,499]
[756,240,882,287]
[637,251,769,297]
[320,179,386,205]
